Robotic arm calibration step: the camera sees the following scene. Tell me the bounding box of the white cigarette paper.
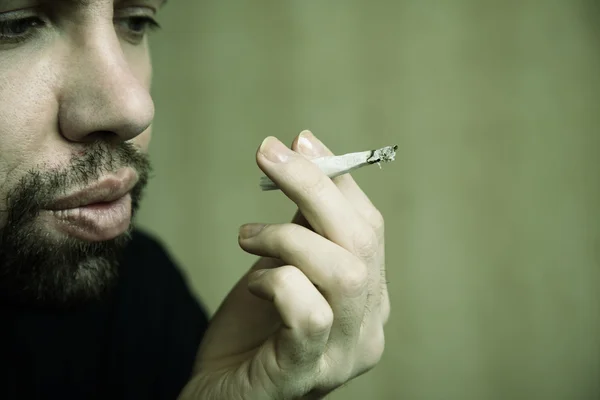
[260,144,398,191]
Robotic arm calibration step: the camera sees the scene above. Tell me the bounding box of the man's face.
[0,0,162,305]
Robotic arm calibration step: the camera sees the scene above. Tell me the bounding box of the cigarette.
[260,144,398,191]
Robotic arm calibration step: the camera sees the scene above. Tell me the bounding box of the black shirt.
[0,229,210,400]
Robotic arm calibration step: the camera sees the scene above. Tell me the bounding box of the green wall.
[137,2,600,399]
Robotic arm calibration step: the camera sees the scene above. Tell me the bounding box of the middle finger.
[257,136,376,259]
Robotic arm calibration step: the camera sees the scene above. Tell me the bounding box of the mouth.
[41,168,138,242]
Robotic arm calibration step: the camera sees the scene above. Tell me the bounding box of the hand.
[179,131,390,400]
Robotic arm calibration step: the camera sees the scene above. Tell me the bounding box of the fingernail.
[297,130,318,157]
[298,130,327,157]
[260,137,292,163]
[239,223,266,239]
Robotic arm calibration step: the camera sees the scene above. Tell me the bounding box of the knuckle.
[351,326,385,376]
[338,262,369,296]
[270,224,298,248]
[280,222,304,238]
[352,228,380,260]
[297,171,329,198]
[278,223,310,260]
[370,209,385,232]
[306,307,334,337]
[274,265,303,288]
[363,326,385,368]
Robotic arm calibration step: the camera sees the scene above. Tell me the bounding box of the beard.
[0,141,152,308]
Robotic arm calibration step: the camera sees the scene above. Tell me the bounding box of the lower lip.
[43,194,132,242]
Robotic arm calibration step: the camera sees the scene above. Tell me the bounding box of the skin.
[180,132,391,399]
[0,0,389,398]
[0,0,156,303]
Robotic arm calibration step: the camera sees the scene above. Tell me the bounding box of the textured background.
[136,1,600,399]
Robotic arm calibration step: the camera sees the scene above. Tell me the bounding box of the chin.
[0,221,133,309]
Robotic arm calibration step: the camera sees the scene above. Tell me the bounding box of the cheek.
[0,58,60,214]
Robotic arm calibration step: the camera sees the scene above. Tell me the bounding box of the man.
[0,0,389,399]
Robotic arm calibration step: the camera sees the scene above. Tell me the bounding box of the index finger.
[257,136,374,255]
[292,130,381,227]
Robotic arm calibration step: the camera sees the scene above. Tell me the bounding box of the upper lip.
[46,168,138,210]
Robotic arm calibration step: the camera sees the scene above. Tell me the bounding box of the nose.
[57,27,155,144]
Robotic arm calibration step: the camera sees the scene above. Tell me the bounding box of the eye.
[126,16,160,34]
[115,16,161,43]
[0,16,45,43]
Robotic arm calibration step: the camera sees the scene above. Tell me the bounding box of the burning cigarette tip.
[368,145,398,164]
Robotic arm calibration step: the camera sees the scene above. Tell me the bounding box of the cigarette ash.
[367,145,398,168]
